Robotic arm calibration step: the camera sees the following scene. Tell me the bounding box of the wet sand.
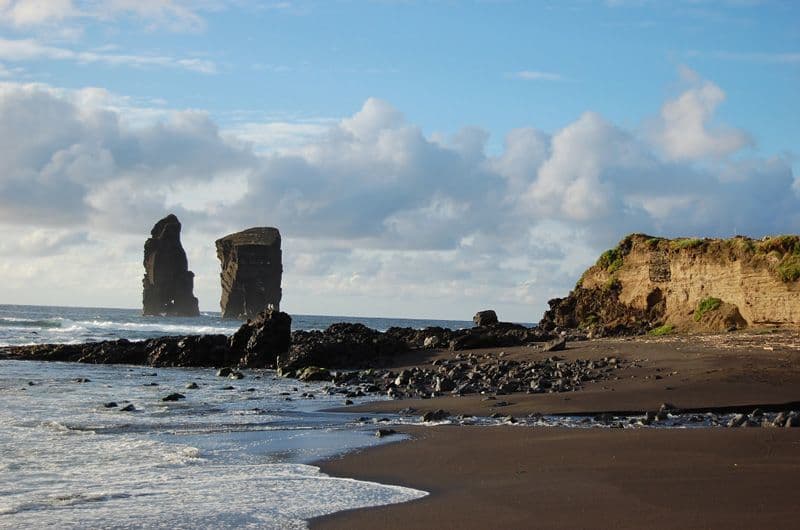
[313,330,800,529]
[313,426,800,529]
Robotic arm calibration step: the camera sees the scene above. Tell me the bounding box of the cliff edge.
[539,234,800,336]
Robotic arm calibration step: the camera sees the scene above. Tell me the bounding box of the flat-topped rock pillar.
[216,227,282,319]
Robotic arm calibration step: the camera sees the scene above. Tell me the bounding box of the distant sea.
[0,303,476,347]
[0,304,476,528]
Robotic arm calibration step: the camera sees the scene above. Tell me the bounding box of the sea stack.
[142,214,200,316]
[216,227,282,319]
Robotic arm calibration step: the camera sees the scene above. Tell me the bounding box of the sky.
[0,0,798,321]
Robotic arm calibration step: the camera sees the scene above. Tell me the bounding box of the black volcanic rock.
[277,323,408,376]
[216,227,283,319]
[473,310,498,327]
[142,214,199,316]
[229,309,292,368]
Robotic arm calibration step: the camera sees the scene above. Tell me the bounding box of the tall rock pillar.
[142,214,200,316]
[216,227,282,319]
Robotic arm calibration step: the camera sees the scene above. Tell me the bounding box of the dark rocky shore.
[0,309,602,398]
[4,308,798,429]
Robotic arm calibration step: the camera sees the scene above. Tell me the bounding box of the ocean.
[0,304,474,529]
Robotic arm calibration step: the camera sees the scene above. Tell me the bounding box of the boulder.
[296,366,332,382]
[229,309,292,368]
[142,214,200,316]
[473,310,498,327]
[277,323,408,375]
[542,337,567,352]
[216,227,282,319]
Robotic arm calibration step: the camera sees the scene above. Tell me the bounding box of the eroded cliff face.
[539,234,800,335]
[142,214,200,316]
[216,227,282,319]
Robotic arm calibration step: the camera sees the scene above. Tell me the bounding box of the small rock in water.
[161,393,186,402]
[103,402,118,408]
[344,399,354,405]
[221,385,235,390]
[120,404,136,412]
[216,367,233,377]
[72,378,91,383]
[421,409,450,422]
[375,428,398,438]
[185,382,199,389]
[229,371,245,380]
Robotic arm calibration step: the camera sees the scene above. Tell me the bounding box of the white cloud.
[0,0,233,31]
[509,70,563,82]
[0,37,217,73]
[0,70,796,320]
[649,66,751,160]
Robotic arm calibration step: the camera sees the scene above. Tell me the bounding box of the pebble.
[375,428,398,438]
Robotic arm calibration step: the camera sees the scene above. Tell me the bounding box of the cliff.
[142,214,200,316]
[216,227,283,319]
[539,234,800,335]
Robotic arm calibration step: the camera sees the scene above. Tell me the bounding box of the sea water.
[0,304,476,529]
[0,304,474,347]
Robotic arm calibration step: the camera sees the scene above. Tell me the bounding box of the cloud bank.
[0,69,796,320]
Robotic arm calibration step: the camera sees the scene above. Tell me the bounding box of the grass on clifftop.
[694,297,722,322]
[777,254,800,282]
[597,248,624,273]
[670,238,704,251]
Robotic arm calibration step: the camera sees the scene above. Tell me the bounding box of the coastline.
[309,329,800,529]
[312,425,800,530]
[328,330,800,417]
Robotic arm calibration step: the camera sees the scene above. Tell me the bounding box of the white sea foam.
[0,360,426,529]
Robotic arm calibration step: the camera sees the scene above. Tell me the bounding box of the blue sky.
[0,0,798,320]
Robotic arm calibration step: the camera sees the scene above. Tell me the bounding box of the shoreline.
[308,330,800,528]
[312,425,800,529]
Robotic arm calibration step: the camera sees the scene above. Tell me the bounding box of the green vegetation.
[757,235,800,255]
[649,324,674,336]
[777,254,800,282]
[597,247,624,273]
[756,236,800,283]
[671,238,704,251]
[736,238,756,254]
[694,297,722,322]
[645,237,664,250]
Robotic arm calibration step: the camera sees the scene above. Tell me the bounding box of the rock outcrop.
[142,214,200,316]
[278,323,408,376]
[216,227,282,319]
[229,309,292,368]
[539,234,800,336]
[473,310,498,327]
